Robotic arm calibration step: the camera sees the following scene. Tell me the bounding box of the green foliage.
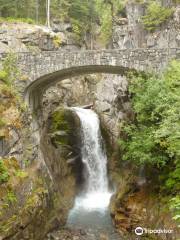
[0,0,46,24]
[0,17,35,24]
[1,53,19,86]
[172,0,180,3]
[69,0,98,43]
[119,73,168,166]
[24,159,30,167]
[51,110,70,145]
[52,110,69,132]
[67,0,125,44]
[53,35,62,48]
[118,124,168,166]
[135,0,145,3]
[15,170,28,179]
[96,0,126,45]
[0,118,6,128]
[120,61,180,160]
[5,191,17,205]
[119,60,180,222]
[0,160,9,184]
[170,196,180,225]
[65,0,126,45]
[119,60,180,181]
[141,1,174,31]
[50,109,78,147]
[97,2,112,44]
[0,70,8,83]
[0,53,24,113]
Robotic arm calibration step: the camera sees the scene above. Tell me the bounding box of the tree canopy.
[0,0,126,46]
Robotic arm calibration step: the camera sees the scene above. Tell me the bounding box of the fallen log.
[81,103,94,109]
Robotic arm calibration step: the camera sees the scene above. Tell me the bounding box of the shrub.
[0,160,9,184]
[2,53,18,86]
[170,196,180,225]
[141,1,174,31]
[0,17,35,24]
[119,60,180,168]
[0,118,6,128]
[99,4,112,44]
[15,170,28,179]
[5,191,17,204]
[53,35,62,48]
[0,70,8,83]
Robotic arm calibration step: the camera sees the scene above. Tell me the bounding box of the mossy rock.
[49,108,80,147]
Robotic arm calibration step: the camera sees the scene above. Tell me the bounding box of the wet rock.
[110,171,179,239]
[95,74,130,141]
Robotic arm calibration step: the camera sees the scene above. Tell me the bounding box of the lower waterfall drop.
[67,107,113,230]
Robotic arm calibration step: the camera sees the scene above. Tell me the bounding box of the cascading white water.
[67,107,112,227]
[75,107,108,192]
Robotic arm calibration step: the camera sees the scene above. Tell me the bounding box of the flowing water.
[67,108,120,239]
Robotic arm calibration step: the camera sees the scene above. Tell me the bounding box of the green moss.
[51,109,74,146]
[52,110,70,132]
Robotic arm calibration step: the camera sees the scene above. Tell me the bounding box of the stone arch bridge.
[1,48,180,111]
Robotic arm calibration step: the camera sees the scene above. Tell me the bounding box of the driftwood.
[81,103,94,109]
[67,154,80,164]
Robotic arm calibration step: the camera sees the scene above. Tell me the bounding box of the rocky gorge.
[0,0,180,240]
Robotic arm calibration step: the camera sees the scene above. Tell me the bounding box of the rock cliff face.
[113,1,180,49]
[0,107,81,240]
[40,107,82,194]
[42,73,131,144]
[0,22,80,53]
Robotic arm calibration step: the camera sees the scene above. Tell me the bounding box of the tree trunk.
[46,0,50,28]
[36,0,39,24]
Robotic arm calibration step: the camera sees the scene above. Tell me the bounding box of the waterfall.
[68,108,112,216]
[74,107,108,193]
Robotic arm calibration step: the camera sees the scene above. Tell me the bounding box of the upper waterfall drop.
[69,107,112,211]
[73,107,108,193]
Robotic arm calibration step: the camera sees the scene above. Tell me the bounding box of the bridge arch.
[24,64,133,112]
